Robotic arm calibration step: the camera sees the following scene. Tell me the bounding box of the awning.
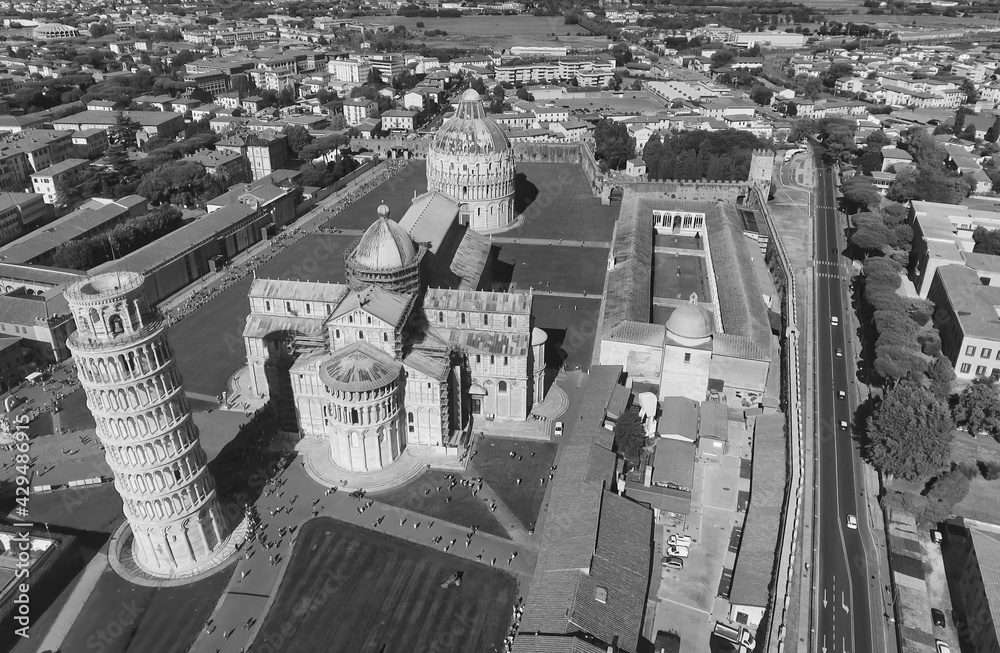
[25,372,42,383]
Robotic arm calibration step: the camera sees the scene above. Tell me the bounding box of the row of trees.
[51,205,184,270]
[642,130,771,181]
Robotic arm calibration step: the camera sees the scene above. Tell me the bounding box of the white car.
[838,390,846,400]
[668,534,692,547]
[835,347,843,357]
[666,544,689,558]
[554,421,564,437]
[839,420,849,430]
[831,316,839,326]
[847,514,858,530]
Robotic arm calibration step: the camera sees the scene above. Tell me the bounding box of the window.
[504,356,508,366]
[383,332,389,342]
[367,316,372,324]
[483,314,488,325]
[594,587,607,604]
[350,409,359,424]
[265,301,271,311]
[460,313,466,324]
[476,355,481,363]
[967,345,978,356]
[438,311,444,322]
[306,304,311,315]
[507,316,512,328]
[358,331,365,340]
[961,363,972,373]
[408,411,414,433]
[977,365,988,376]
[684,353,691,363]
[286,301,292,312]
[993,369,1000,381]
[984,348,994,359]
[335,329,341,338]
[348,315,354,323]
[498,380,508,392]
[490,355,495,365]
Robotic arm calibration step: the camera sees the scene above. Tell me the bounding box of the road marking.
[823,588,828,608]
[843,590,850,614]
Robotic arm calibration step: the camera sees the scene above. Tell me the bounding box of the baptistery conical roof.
[431,89,510,156]
[351,203,416,271]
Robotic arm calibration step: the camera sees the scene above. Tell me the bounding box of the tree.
[594,119,635,171]
[841,180,881,212]
[710,49,736,70]
[299,162,335,188]
[282,124,313,157]
[190,87,213,104]
[107,112,141,149]
[788,118,817,143]
[866,379,954,481]
[136,160,212,206]
[985,116,1000,143]
[366,67,383,85]
[850,213,893,252]
[515,87,534,102]
[471,77,487,95]
[955,377,1000,439]
[613,409,646,468]
[750,85,773,106]
[865,130,891,150]
[973,227,1000,255]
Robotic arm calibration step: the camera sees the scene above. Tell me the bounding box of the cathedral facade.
[242,94,545,474]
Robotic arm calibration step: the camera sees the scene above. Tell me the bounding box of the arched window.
[358,331,365,340]
[306,304,311,315]
[498,380,508,392]
[438,311,444,322]
[383,332,389,342]
[350,408,359,424]
[490,355,495,365]
[326,305,332,315]
[460,313,466,324]
[286,301,292,312]
[367,315,372,324]
[348,315,354,323]
[507,316,512,328]
[407,411,415,433]
[483,314,488,325]
[335,329,341,338]
[462,186,468,197]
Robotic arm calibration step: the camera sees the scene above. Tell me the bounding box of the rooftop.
[934,264,1000,341]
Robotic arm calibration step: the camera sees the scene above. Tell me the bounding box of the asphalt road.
[813,157,875,653]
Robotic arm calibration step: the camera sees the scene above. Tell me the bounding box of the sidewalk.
[36,553,108,652]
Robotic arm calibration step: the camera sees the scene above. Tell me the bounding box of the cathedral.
[242,90,547,474]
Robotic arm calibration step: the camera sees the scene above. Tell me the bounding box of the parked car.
[831,316,839,326]
[932,608,946,628]
[839,420,849,430]
[835,347,843,357]
[661,556,684,570]
[838,390,846,400]
[668,534,692,547]
[847,514,858,530]
[554,421,564,437]
[931,530,943,544]
[666,545,689,558]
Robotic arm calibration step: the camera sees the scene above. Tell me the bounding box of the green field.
[359,15,605,49]
[253,518,516,653]
[652,253,709,301]
[531,296,603,370]
[470,437,558,532]
[373,470,509,539]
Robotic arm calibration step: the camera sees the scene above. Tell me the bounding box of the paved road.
[813,157,875,653]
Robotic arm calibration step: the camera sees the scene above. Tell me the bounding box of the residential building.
[70,129,109,159]
[328,58,371,84]
[344,98,378,126]
[909,200,1000,298]
[367,53,405,81]
[185,149,250,185]
[380,110,417,132]
[215,131,289,181]
[0,193,47,245]
[0,147,31,192]
[928,264,1000,380]
[52,111,184,143]
[29,158,88,204]
[7,129,74,172]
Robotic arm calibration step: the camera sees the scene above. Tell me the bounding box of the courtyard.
[470,436,558,533]
[253,518,517,653]
[493,242,608,296]
[652,253,709,301]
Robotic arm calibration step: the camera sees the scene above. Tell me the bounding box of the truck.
[713,622,756,651]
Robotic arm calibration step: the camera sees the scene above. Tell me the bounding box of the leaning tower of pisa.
[64,272,230,578]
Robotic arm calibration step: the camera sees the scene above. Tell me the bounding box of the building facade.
[64,272,231,577]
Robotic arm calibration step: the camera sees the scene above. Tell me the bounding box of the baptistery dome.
[426,89,518,234]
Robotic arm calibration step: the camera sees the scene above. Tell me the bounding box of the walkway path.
[36,552,108,653]
[491,237,610,248]
[654,245,706,257]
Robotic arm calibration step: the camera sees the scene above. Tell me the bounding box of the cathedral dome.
[666,303,713,341]
[351,204,416,271]
[431,89,511,156]
[320,341,402,394]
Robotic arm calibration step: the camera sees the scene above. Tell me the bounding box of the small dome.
[320,341,401,393]
[531,327,548,346]
[431,89,510,156]
[666,304,713,340]
[352,214,416,271]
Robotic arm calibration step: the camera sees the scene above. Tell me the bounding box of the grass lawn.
[652,305,675,326]
[254,518,516,653]
[494,243,608,296]
[59,563,231,653]
[652,253,709,301]
[530,296,602,370]
[322,161,430,231]
[654,234,702,251]
[168,234,357,396]
[28,411,53,437]
[949,431,1000,522]
[4,484,123,534]
[471,437,557,532]
[505,163,618,242]
[373,470,509,539]
[58,389,96,431]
